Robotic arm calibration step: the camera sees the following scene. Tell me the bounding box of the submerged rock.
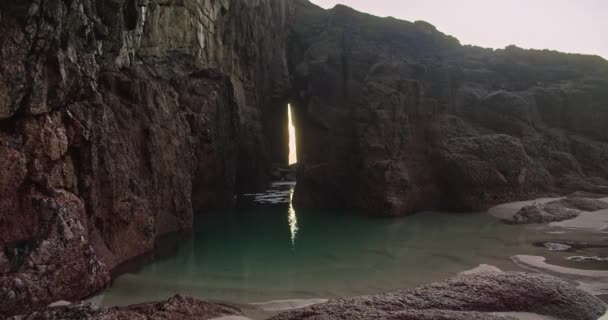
[270,272,607,320]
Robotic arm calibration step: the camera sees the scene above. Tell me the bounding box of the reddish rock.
[0,190,110,316]
[1,0,608,317]
[9,295,242,320]
[0,0,291,316]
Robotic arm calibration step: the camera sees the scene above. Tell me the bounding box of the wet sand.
[492,312,560,320]
[487,195,608,307]
[513,255,608,297]
[250,299,329,312]
[550,209,608,232]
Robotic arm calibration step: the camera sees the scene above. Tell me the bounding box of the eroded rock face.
[270,272,607,320]
[1,0,608,316]
[0,0,291,316]
[289,1,608,215]
[0,190,110,316]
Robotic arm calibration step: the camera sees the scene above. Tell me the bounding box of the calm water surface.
[99,183,607,306]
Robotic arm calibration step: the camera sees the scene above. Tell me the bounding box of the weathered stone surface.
[270,273,607,320]
[289,0,608,215]
[0,0,291,316]
[509,203,581,224]
[435,134,551,210]
[1,0,608,317]
[0,190,110,316]
[8,295,242,320]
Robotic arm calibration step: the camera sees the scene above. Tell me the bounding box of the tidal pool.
[98,184,608,307]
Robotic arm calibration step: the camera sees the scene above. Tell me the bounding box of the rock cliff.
[1,0,607,316]
[289,0,608,215]
[0,0,290,315]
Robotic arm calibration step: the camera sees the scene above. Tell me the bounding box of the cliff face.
[0,0,290,315]
[1,0,608,316]
[289,1,608,215]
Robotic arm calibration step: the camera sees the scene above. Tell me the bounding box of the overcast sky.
[309,0,608,59]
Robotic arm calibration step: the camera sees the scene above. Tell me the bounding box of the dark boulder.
[270,272,607,320]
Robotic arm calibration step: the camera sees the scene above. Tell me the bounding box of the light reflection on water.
[288,187,298,248]
[99,184,608,307]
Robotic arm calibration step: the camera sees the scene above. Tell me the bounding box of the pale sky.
[309,0,608,59]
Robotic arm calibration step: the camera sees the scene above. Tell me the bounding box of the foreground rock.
[270,272,607,320]
[9,273,606,320]
[8,295,242,320]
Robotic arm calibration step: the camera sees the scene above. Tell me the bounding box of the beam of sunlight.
[288,187,299,249]
[288,104,298,165]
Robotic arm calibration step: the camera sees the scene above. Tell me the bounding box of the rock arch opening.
[288,104,298,166]
[234,97,297,193]
[267,104,299,183]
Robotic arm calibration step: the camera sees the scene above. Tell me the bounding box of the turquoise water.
[98,184,596,306]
